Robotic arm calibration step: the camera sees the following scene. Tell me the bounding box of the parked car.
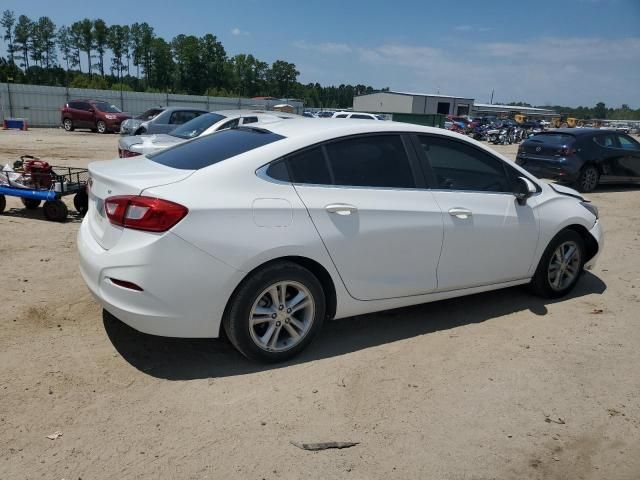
[119,106,209,136]
[61,99,131,133]
[118,110,298,157]
[79,119,603,362]
[516,128,640,192]
[331,111,383,120]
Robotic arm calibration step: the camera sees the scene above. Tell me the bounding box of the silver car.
[118,110,300,157]
[119,106,209,136]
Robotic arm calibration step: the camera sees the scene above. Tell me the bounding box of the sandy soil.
[1,128,639,480]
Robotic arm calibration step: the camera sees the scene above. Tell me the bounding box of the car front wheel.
[530,229,585,298]
[223,261,325,363]
[96,120,107,134]
[63,118,74,131]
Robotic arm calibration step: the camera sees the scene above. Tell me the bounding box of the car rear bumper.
[77,217,243,338]
[585,220,604,270]
[516,156,581,183]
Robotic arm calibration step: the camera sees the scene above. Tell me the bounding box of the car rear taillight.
[119,148,141,158]
[104,195,188,232]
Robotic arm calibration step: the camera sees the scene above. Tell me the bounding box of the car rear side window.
[418,135,511,192]
[149,127,284,170]
[287,147,332,185]
[325,135,415,188]
[530,133,575,146]
[335,114,348,118]
[594,134,616,148]
[351,114,373,120]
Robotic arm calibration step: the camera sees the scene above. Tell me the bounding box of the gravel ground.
[1,128,639,480]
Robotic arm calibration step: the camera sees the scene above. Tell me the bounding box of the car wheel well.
[226,256,337,322]
[564,224,598,263]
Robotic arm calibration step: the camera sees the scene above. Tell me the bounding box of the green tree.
[68,22,84,73]
[229,54,268,97]
[594,102,606,119]
[1,10,16,64]
[107,24,126,79]
[72,19,93,75]
[267,60,299,97]
[171,34,202,93]
[13,14,33,69]
[199,33,226,92]
[32,16,56,68]
[148,37,173,90]
[93,19,108,75]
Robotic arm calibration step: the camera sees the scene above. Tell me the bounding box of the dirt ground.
[1,128,639,480]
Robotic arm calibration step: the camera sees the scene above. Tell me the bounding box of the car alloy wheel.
[248,281,315,352]
[63,118,73,131]
[547,240,581,292]
[97,121,107,134]
[578,166,599,193]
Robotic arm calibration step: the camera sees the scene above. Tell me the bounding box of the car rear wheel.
[96,120,107,134]
[0,195,5,214]
[576,165,599,193]
[530,229,585,298]
[223,261,325,363]
[62,118,74,131]
[73,191,89,216]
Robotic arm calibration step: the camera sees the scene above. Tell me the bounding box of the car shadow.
[592,183,640,193]
[0,206,84,223]
[104,272,606,380]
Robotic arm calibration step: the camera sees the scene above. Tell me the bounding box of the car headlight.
[580,201,598,219]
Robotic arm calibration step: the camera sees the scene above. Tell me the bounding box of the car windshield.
[136,108,163,120]
[169,113,227,139]
[94,102,122,113]
[529,133,575,145]
[150,126,285,170]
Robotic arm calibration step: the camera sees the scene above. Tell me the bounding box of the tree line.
[0,10,376,108]
[507,102,640,121]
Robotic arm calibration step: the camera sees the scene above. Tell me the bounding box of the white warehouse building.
[353,90,475,116]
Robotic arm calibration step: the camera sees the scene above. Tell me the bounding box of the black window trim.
[258,132,426,190]
[411,133,541,195]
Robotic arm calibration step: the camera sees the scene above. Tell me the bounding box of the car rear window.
[529,133,575,145]
[149,127,285,170]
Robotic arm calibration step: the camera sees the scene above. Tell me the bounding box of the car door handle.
[448,207,473,219]
[325,204,358,215]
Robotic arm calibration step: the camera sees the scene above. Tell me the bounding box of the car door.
[613,134,640,179]
[414,134,539,291]
[75,102,93,128]
[593,133,625,181]
[288,134,444,301]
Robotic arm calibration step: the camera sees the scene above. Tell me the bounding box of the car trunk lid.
[87,157,194,250]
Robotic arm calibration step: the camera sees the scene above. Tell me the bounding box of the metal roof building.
[353,90,475,117]
[472,103,558,118]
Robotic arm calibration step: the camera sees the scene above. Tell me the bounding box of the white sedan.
[117,110,299,157]
[78,119,603,362]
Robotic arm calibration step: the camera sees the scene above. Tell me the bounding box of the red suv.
[60,99,131,133]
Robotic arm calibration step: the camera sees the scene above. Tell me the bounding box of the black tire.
[0,195,5,214]
[530,229,585,298]
[223,261,326,363]
[43,200,68,222]
[73,191,89,216]
[575,165,600,193]
[21,198,41,209]
[62,118,74,131]
[96,120,107,134]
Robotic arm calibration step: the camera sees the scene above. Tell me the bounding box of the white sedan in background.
[117,110,299,157]
[79,119,603,362]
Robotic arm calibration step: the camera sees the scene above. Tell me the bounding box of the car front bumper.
[77,217,244,338]
[584,220,604,271]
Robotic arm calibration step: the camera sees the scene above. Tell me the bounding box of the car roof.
[543,128,603,136]
[253,118,455,141]
[158,106,208,112]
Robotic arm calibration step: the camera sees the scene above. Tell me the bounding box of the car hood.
[548,182,584,200]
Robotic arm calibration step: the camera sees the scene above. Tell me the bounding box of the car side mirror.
[88,108,95,113]
[514,176,537,205]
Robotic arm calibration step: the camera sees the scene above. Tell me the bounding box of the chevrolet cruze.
[78,119,603,362]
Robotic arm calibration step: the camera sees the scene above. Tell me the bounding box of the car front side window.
[418,135,511,192]
[617,135,640,150]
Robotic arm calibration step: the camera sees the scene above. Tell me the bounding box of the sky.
[2,0,640,107]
